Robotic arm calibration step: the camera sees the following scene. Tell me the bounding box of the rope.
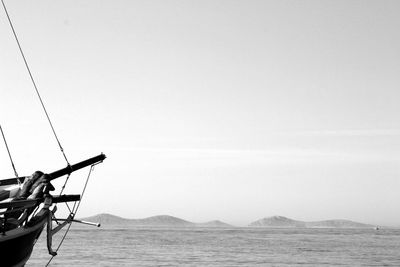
[45,164,96,266]
[54,173,73,214]
[0,124,19,181]
[45,218,73,267]
[59,173,71,196]
[74,164,95,212]
[1,0,70,166]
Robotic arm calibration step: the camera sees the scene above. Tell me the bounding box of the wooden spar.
[53,218,100,227]
[52,194,81,203]
[0,177,27,186]
[48,153,106,180]
[1,154,105,185]
[0,194,81,211]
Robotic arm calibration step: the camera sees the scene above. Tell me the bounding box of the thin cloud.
[289,129,400,137]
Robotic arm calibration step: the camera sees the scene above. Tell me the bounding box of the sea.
[27,227,400,266]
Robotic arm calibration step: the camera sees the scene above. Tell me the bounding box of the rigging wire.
[45,164,96,267]
[1,0,70,166]
[0,124,19,181]
[1,3,102,266]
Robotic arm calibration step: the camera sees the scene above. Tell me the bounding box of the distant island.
[80,214,233,228]
[249,215,374,228]
[80,214,377,229]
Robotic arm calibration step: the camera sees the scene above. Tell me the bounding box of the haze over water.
[28,227,400,266]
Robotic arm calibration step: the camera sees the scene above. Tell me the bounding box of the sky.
[0,0,400,226]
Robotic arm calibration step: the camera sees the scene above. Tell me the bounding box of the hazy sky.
[1,0,399,226]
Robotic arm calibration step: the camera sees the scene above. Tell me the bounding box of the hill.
[306,219,373,228]
[249,216,373,228]
[129,215,194,227]
[195,220,234,227]
[80,214,233,228]
[249,216,306,228]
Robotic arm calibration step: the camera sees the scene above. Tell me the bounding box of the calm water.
[28,227,400,266]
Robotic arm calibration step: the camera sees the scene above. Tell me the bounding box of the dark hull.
[0,213,47,267]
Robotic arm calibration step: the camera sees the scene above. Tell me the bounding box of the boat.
[0,1,106,266]
[0,154,105,266]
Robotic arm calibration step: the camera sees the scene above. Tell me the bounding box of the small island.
[248,215,374,228]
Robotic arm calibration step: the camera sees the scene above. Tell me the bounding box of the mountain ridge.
[80,213,234,228]
[249,215,374,228]
[80,214,379,228]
